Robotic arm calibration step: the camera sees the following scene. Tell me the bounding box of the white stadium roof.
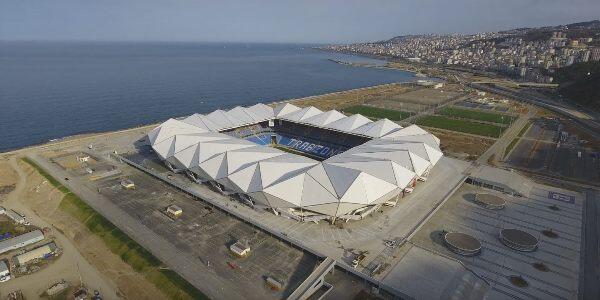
[351,118,402,138]
[326,114,373,132]
[302,110,347,127]
[149,103,443,220]
[273,103,301,117]
[280,106,323,122]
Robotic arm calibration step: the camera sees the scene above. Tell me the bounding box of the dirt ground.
[368,88,461,113]
[287,83,417,111]
[427,128,496,160]
[561,119,600,151]
[0,161,17,187]
[283,82,465,115]
[0,156,167,300]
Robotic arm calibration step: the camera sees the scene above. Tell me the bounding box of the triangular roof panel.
[247,103,274,120]
[205,109,239,129]
[148,118,207,145]
[181,114,222,131]
[280,106,323,122]
[263,173,305,206]
[322,163,362,197]
[273,103,301,117]
[381,124,429,139]
[227,106,256,125]
[326,114,372,132]
[302,110,346,127]
[352,119,402,138]
[300,175,339,207]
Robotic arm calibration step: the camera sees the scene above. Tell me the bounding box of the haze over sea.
[0,41,414,152]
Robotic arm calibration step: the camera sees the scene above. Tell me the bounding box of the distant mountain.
[565,20,600,29]
[379,34,430,44]
[381,20,600,44]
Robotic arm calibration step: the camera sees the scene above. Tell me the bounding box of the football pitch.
[439,107,515,124]
[416,115,505,137]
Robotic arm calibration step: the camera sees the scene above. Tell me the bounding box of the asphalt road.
[470,82,600,140]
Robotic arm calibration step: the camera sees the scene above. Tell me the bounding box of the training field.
[343,105,412,121]
[439,107,515,124]
[416,115,505,137]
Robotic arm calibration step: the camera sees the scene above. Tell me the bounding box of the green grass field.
[343,105,412,121]
[416,115,505,137]
[440,107,515,124]
[22,158,207,300]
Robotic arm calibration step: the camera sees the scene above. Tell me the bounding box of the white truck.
[352,253,367,268]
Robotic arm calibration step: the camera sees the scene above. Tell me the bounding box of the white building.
[0,230,45,254]
[148,103,443,222]
[14,242,58,266]
[2,208,28,225]
[0,260,10,282]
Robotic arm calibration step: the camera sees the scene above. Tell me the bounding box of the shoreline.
[314,47,420,73]
[1,82,415,156]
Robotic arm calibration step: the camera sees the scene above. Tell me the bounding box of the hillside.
[553,61,600,111]
[382,20,600,44]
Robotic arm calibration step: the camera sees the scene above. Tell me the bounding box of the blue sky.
[1,0,599,43]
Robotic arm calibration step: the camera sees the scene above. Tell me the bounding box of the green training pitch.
[417,115,505,137]
[343,105,412,121]
[440,107,515,124]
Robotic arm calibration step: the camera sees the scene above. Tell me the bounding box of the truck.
[352,252,367,268]
[229,241,250,258]
[166,205,182,219]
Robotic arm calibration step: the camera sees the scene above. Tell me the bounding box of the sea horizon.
[0,41,415,152]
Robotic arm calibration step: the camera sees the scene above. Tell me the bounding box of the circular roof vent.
[499,228,538,252]
[443,232,482,256]
[474,193,506,210]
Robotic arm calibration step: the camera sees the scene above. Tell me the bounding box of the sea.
[0,41,415,152]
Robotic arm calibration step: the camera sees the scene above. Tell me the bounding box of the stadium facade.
[148,103,443,222]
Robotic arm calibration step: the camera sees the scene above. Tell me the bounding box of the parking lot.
[507,117,600,183]
[125,147,471,274]
[51,151,320,299]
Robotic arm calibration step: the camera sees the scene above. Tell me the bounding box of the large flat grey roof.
[0,230,44,254]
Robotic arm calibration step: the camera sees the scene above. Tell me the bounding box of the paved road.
[28,154,246,300]
[470,82,600,139]
[582,190,599,300]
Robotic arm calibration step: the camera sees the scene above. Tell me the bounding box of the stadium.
[147,102,443,222]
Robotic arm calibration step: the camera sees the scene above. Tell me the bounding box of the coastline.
[314,46,421,73]
[1,82,414,156]
[1,42,418,154]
